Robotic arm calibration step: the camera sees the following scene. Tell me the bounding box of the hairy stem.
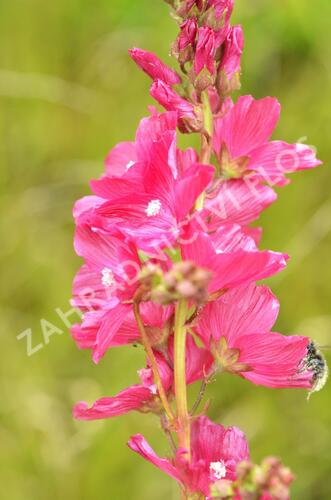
[133,301,175,423]
[190,380,207,416]
[174,299,191,460]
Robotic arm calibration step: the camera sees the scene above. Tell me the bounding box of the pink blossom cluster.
[71,1,326,498]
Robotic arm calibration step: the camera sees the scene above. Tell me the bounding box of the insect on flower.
[298,341,329,399]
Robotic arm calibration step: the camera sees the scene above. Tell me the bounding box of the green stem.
[201,90,213,138]
[174,299,190,460]
[195,91,214,211]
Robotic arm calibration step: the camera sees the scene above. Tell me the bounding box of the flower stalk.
[133,301,175,423]
[174,298,191,459]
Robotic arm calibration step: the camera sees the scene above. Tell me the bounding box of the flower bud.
[150,79,203,133]
[194,27,216,76]
[216,25,244,95]
[203,1,234,46]
[172,18,198,66]
[141,261,212,305]
[176,0,203,17]
[129,48,181,85]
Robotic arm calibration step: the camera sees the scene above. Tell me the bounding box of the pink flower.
[181,222,288,297]
[71,224,141,363]
[194,27,216,77]
[74,355,173,420]
[129,48,181,85]
[213,95,321,185]
[195,283,314,389]
[128,416,249,496]
[90,118,214,252]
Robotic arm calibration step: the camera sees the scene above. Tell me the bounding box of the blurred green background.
[1,0,330,498]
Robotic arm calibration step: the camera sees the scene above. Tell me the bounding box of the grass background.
[0,0,330,498]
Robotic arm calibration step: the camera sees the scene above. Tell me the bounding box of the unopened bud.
[172,18,197,66]
[145,261,212,305]
[236,460,254,481]
[150,79,203,133]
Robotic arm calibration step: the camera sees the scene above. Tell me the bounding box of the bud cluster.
[170,0,243,96]
[139,261,212,305]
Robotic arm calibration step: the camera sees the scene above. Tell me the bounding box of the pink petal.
[95,194,177,252]
[248,141,322,185]
[73,196,104,223]
[105,141,137,177]
[93,303,131,363]
[74,224,140,284]
[237,333,312,388]
[197,284,279,346]
[194,27,216,76]
[150,80,197,120]
[181,227,288,294]
[129,48,181,86]
[190,416,249,481]
[210,224,258,252]
[214,95,281,158]
[174,163,214,220]
[204,179,277,228]
[71,264,117,311]
[220,25,244,80]
[73,385,152,420]
[128,435,182,484]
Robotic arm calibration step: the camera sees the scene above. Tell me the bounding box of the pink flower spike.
[129,48,181,85]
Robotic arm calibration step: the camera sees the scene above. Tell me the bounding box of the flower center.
[126,160,135,171]
[210,460,226,480]
[145,199,162,217]
[101,267,115,288]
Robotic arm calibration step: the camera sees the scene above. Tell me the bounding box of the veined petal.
[248,140,322,185]
[73,385,153,420]
[93,303,131,363]
[105,141,137,177]
[174,163,214,220]
[204,179,277,227]
[214,95,280,158]
[236,333,312,389]
[128,435,183,484]
[197,285,279,346]
[129,48,181,86]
